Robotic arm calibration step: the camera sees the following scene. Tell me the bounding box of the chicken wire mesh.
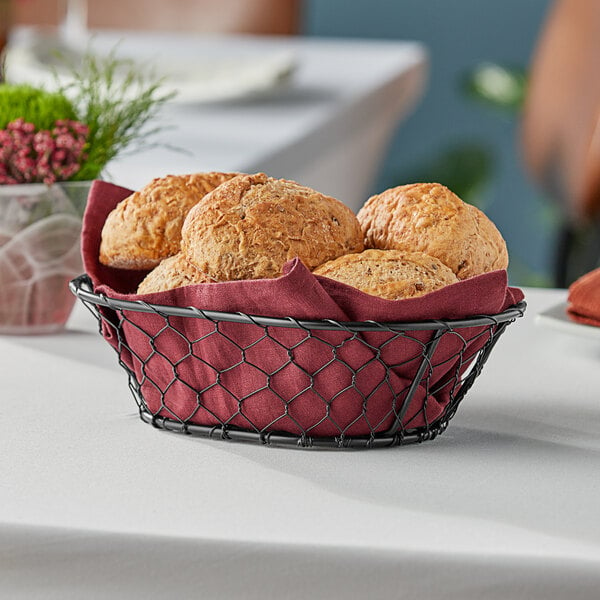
[70,274,525,449]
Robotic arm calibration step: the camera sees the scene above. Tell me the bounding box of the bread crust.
[314,249,458,299]
[137,252,213,294]
[100,172,239,270]
[181,172,364,280]
[357,183,508,280]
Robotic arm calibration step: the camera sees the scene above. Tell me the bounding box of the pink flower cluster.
[0,118,89,185]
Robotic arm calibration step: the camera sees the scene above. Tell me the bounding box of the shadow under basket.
[70,274,526,449]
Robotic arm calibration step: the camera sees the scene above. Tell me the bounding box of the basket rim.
[70,273,526,332]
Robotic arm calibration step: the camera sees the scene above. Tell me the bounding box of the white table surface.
[2,287,600,599]
[7,29,427,212]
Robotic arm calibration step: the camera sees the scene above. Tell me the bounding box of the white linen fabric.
[2,288,600,598]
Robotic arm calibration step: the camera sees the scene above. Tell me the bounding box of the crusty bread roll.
[181,172,364,280]
[137,252,213,294]
[357,183,508,280]
[100,172,239,270]
[313,249,459,299]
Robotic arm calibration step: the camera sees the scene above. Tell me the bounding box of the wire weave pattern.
[70,274,525,449]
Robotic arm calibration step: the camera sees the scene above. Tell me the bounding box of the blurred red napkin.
[567,267,600,327]
[81,180,524,437]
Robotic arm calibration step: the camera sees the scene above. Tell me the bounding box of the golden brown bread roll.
[100,172,239,270]
[313,249,459,299]
[181,172,364,280]
[137,253,213,294]
[357,183,508,280]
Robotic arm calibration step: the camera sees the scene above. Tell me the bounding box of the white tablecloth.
[2,287,600,598]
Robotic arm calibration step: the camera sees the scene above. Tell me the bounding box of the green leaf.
[463,63,527,112]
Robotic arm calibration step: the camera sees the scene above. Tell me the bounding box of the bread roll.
[100,172,239,270]
[313,249,458,299]
[137,252,212,294]
[357,183,508,280]
[181,172,364,280]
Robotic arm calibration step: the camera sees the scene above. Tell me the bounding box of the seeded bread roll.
[100,172,239,270]
[314,249,459,299]
[181,172,364,280]
[357,183,508,280]
[137,252,213,294]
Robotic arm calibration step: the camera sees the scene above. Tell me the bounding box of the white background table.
[2,287,600,599]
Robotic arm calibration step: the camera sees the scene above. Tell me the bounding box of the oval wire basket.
[70,274,526,449]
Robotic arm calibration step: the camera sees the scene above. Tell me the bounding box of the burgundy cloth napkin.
[567,267,600,327]
[81,180,524,437]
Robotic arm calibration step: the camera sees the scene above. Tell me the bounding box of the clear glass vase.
[0,180,92,334]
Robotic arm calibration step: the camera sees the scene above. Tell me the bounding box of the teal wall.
[303,0,555,287]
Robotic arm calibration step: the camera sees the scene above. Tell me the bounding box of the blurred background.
[5,0,597,289]
[305,0,555,288]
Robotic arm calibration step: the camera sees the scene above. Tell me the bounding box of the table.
[2,287,600,599]
[6,29,428,212]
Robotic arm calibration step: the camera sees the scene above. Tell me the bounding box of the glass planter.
[0,181,92,334]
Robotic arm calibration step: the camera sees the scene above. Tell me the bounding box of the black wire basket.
[70,274,526,449]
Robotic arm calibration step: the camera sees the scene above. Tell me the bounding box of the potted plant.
[0,51,173,334]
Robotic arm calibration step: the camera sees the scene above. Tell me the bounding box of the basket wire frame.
[70,274,526,449]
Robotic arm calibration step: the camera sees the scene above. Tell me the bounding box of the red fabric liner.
[82,180,524,437]
[567,267,600,327]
